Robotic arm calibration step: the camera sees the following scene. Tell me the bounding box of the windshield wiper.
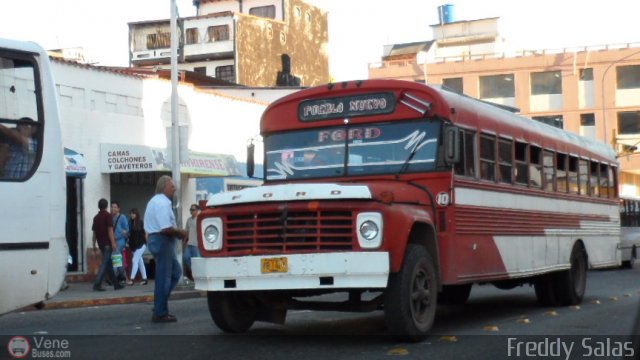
[397,146,419,176]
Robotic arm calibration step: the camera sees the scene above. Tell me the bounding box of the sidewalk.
[40,279,205,311]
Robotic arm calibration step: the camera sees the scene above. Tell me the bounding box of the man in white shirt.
[144,175,187,323]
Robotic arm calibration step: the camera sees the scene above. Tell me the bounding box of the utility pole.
[170,0,185,284]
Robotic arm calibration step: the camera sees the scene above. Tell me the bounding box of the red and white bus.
[192,79,620,340]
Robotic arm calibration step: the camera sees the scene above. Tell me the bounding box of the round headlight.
[359,220,379,241]
[204,225,219,244]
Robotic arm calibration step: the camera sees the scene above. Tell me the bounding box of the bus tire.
[384,244,437,342]
[207,291,256,333]
[534,273,558,307]
[438,284,472,305]
[553,242,588,306]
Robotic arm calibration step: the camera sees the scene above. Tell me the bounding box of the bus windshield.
[265,119,441,180]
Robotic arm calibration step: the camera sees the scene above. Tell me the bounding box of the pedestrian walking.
[144,175,187,323]
[127,208,148,285]
[183,204,201,281]
[92,198,124,291]
[111,201,130,284]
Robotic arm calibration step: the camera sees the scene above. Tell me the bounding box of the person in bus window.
[0,118,37,179]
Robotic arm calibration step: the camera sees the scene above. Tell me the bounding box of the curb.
[40,291,206,311]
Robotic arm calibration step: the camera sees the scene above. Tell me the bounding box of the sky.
[0,0,637,81]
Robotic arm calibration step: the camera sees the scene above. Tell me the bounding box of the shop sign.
[100,143,240,176]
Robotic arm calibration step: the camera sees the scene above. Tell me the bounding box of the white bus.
[620,196,640,268]
[0,38,67,314]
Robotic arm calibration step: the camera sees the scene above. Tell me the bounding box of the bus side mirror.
[444,126,460,164]
[246,141,255,178]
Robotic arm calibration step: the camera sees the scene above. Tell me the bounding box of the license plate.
[261,257,288,273]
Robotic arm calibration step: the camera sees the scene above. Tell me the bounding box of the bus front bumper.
[192,252,389,291]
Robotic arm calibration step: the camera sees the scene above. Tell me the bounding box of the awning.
[100,143,241,177]
[64,147,87,178]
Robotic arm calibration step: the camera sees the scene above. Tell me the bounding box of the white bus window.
[0,56,41,181]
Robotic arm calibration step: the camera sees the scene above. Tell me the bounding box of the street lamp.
[170,0,186,285]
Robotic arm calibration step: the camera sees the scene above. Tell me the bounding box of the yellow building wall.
[236,0,329,87]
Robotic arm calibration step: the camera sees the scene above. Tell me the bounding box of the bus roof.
[262,79,617,165]
[0,38,47,57]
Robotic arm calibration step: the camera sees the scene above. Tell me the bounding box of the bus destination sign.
[298,92,396,122]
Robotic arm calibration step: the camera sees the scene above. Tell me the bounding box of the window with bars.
[185,28,199,45]
[215,65,235,83]
[146,32,171,50]
[207,25,229,42]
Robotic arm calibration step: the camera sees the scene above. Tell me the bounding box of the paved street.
[2,267,639,359]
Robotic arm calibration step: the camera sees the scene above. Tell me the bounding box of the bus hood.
[206,183,372,207]
[206,181,431,207]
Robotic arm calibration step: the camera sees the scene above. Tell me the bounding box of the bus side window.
[589,161,599,197]
[543,150,555,192]
[0,120,39,180]
[599,163,609,198]
[515,142,528,185]
[0,57,41,181]
[454,129,476,177]
[479,134,496,181]
[609,166,618,198]
[529,146,542,188]
[568,156,579,194]
[498,138,512,184]
[578,159,589,195]
[556,153,568,193]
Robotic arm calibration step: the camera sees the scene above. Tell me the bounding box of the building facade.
[128,0,329,87]
[369,17,640,196]
[51,58,296,276]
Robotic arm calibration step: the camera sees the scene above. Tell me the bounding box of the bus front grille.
[225,210,354,253]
